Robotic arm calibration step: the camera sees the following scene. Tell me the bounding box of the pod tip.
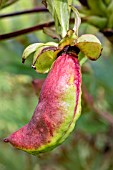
[3,138,9,143]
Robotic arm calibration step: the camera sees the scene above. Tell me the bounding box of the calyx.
[22,29,102,73]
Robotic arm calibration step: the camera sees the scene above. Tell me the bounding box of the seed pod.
[4,53,82,155]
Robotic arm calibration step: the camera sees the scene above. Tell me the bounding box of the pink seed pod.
[4,53,82,155]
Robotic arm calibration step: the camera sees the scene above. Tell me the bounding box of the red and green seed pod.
[4,53,82,155]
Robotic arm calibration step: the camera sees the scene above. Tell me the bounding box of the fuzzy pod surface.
[4,53,82,155]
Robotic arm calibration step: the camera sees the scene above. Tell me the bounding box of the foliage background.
[0,0,113,170]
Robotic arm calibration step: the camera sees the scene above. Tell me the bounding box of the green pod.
[4,53,82,155]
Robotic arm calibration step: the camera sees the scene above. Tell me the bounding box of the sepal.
[76,34,102,60]
[32,45,58,73]
[22,42,58,74]
[22,43,44,63]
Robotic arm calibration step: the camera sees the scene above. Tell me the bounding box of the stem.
[0,7,48,19]
[0,21,54,41]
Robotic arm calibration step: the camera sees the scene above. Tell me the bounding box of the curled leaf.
[22,43,44,63]
[76,34,102,60]
[22,42,58,73]
[71,6,81,36]
[32,44,58,73]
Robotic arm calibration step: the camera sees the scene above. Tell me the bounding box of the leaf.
[76,34,102,60]
[54,0,70,37]
[44,42,58,47]
[67,0,73,12]
[46,0,70,37]
[71,6,81,36]
[32,45,57,73]
[22,42,58,73]
[43,27,61,40]
[22,43,44,63]
[45,0,54,15]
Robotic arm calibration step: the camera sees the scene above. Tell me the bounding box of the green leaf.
[44,42,58,47]
[45,0,60,35]
[45,0,54,15]
[67,0,73,12]
[71,6,81,36]
[22,43,44,63]
[54,0,70,37]
[22,42,58,73]
[43,27,61,40]
[46,0,71,37]
[76,34,102,60]
[32,44,58,73]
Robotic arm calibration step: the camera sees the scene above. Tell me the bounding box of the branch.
[0,18,86,41]
[0,7,48,19]
[0,21,54,41]
[82,84,113,126]
[0,6,80,19]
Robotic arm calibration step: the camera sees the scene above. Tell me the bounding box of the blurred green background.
[0,0,113,170]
